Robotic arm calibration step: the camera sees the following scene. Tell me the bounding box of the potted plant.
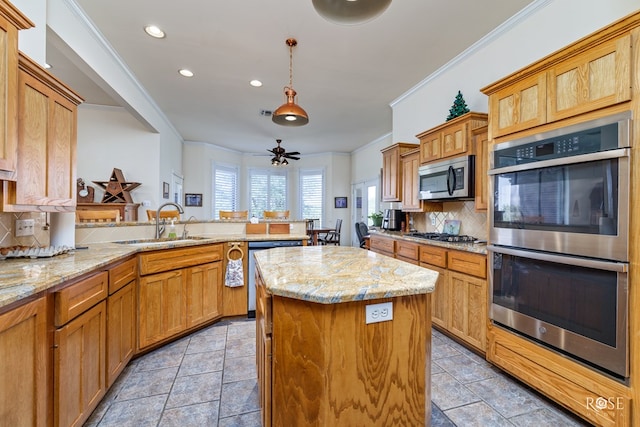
[368,211,384,227]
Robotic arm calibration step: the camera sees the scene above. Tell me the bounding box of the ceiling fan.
[268,139,300,166]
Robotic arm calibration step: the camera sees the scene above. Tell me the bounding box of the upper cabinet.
[416,112,488,164]
[0,53,83,212]
[381,142,418,202]
[400,148,442,213]
[483,24,633,139]
[0,1,32,181]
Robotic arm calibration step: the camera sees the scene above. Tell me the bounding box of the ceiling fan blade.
[284,155,300,160]
[286,151,300,156]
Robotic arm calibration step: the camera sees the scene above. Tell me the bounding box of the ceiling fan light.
[312,0,392,25]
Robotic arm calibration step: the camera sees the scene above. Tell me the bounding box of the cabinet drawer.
[139,244,224,276]
[419,245,447,268]
[395,240,419,261]
[447,250,486,278]
[55,271,108,327]
[109,257,137,294]
[369,236,395,255]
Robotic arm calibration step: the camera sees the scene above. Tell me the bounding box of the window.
[299,169,324,224]
[249,168,288,218]
[213,163,239,219]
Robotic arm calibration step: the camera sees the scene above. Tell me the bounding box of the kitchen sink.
[114,236,210,246]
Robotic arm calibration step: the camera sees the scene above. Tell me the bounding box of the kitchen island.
[254,246,438,426]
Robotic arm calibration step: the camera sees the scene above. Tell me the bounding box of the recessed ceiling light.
[250,80,263,87]
[144,25,165,39]
[44,63,52,69]
[179,69,194,77]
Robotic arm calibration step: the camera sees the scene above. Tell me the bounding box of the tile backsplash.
[0,212,50,247]
[411,201,487,240]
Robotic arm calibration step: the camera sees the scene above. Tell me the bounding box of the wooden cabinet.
[0,53,82,212]
[419,244,487,352]
[137,244,224,350]
[395,239,420,265]
[400,148,443,212]
[222,241,248,317]
[381,142,418,202]
[0,297,48,427]
[54,272,108,427]
[107,257,136,387]
[369,234,395,257]
[473,126,489,211]
[0,2,32,180]
[483,31,632,139]
[256,272,272,427]
[186,262,223,327]
[416,112,488,164]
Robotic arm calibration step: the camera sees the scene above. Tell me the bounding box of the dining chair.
[355,222,370,248]
[76,209,120,223]
[219,210,248,220]
[146,209,181,221]
[263,210,290,219]
[320,218,342,245]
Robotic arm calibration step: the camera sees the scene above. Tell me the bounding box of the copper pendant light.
[312,0,392,25]
[272,38,309,127]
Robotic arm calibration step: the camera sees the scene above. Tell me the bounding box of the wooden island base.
[269,294,431,426]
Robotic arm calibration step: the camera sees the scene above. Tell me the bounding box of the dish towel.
[225,258,244,287]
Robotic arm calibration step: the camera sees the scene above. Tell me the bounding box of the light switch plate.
[365,302,393,324]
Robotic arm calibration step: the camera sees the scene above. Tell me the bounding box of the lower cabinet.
[369,234,395,257]
[54,301,107,427]
[419,244,487,353]
[138,270,187,349]
[0,297,49,427]
[137,244,224,350]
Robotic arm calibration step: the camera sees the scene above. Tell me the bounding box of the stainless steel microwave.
[418,155,475,201]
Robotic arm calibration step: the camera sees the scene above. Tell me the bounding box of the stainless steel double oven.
[488,112,631,379]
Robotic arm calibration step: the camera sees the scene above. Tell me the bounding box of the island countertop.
[254,245,438,304]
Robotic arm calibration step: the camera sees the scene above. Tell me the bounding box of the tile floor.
[85,318,591,426]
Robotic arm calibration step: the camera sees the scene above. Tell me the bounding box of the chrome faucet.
[181,215,198,239]
[155,202,185,239]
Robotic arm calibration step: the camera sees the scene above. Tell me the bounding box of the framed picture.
[185,193,202,207]
[162,182,169,199]
[335,196,347,209]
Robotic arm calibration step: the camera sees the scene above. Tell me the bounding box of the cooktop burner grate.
[406,232,477,243]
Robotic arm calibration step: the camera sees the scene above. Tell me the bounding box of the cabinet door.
[107,281,136,387]
[186,261,223,328]
[382,147,401,202]
[419,131,441,164]
[138,270,187,349]
[448,271,487,351]
[441,121,467,159]
[473,127,489,211]
[548,35,631,122]
[422,264,448,329]
[489,73,547,138]
[2,60,78,210]
[54,301,106,427]
[0,297,48,427]
[369,235,395,257]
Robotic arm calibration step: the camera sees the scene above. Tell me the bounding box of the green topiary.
[446,90,470,121]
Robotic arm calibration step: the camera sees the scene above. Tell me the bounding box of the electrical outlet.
[365,302,393,324]
[15,219,35,237]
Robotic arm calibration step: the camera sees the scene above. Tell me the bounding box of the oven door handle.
[489,147,630,175]
[487,245,628,272]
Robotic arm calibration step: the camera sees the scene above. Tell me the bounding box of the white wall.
[12,0,46,64]
[77,105,161,219]
[391,0,639,142]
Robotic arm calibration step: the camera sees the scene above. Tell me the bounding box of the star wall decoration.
[93,168,141,203]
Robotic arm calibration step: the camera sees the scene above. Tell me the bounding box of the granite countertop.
[0,233,308,310]
[255,246,438,304]
[370,230,488,255]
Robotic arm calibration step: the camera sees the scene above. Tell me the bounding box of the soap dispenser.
[168,219,177,238]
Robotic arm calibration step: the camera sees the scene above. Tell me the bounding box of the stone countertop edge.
[0,233,308,310]
[255,246,438,304]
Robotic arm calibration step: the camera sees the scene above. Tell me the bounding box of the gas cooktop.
[405,232,477,243]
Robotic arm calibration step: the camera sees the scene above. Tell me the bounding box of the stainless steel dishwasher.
[247,240,303,317]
